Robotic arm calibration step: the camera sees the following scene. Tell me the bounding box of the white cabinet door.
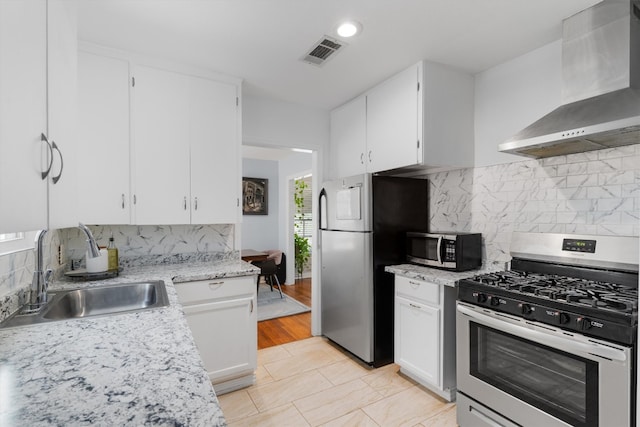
[189,77,239,224]
[183,296,257,383]
[329,95,366,178]
[77,52,131,224]
[0,0,48,233]
[47,0,78,229]
[366,64,420,173]
[395,295,440,387]
[132,65,190,224]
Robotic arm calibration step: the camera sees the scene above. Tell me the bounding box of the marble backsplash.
[59,224,237,269]
[428,144,640,263]
[0,224,236,301]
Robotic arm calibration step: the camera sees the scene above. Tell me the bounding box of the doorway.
[241,145,316,349]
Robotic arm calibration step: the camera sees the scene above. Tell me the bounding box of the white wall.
[241,158,280,250]
[243,93,329,151]
[474,40,563,167]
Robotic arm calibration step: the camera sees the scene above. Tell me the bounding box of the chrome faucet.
[25,223,101,313]
[78,222,101,258]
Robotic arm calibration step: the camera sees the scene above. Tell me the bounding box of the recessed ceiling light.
[336,21,361,38]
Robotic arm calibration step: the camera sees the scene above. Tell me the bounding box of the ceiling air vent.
[301,36,345,67]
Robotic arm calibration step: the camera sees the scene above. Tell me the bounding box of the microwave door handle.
[436,236,443,264]
[318,188,327,230]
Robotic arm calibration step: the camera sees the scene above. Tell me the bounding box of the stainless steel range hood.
[499,0,640,158]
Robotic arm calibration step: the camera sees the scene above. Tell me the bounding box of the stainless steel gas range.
[456,232,639,427]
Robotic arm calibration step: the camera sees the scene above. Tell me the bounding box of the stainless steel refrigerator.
[319,173,428,367]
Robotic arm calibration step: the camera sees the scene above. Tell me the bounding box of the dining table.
[240,249,269,263]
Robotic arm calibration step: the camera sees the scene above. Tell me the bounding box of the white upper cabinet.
[0,0,48,234]
[189,77,239,225]
[132,65,240,225]
[329,60,474,179]
[0,0,78,234]
[77,52,131,224]
[366,64,421,173]
[329,96,367,178]
[132,65,191,225]
[47,0,78,230]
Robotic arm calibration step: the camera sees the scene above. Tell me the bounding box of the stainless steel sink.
[0,280,169,329]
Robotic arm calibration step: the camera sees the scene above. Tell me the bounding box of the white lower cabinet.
[394,275,456,401]
[175,275,257,395]
[395,296,440,386]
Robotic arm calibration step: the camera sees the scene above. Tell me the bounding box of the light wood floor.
[258,278,312,350]
[218,336,457,426]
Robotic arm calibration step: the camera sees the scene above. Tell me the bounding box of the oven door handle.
[457,303,628,362]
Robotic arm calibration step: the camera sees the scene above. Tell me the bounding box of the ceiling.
[77,0,600,111]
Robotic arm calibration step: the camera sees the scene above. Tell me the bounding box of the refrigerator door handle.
[318,188,327,230]
[436,236,443,265]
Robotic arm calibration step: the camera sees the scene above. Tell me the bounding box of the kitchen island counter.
[0,260,258,427]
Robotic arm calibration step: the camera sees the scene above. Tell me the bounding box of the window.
[294,175,313,246]
[0,231,38,255]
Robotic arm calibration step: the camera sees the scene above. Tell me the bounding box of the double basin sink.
[0,280,169,329]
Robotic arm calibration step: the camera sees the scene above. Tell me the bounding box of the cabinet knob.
[183,196,187,210]
[121,194,125,209]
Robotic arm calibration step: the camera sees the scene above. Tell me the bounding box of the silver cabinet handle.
[368,150,372,163]
[360,153,364,164]
[51,141,63,184]
[208,281,224,289]
[409,280,421,287]
[194,197,198,211]
[121,194,125,209]
[40,133,54,179]
[250,299,254,313]
[409,303,421,309]
[183,196,187,210]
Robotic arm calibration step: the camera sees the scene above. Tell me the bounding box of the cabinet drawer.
[175,275,256,305]
[395,275,440,306]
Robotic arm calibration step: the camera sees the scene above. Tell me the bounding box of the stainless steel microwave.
[406,232,482,271]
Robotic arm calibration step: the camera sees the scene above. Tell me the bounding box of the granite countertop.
[385,263,503,287]
[0,260,259,427]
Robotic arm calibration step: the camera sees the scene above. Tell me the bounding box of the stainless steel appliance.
[456,232,639,427]
[406,232,481,271]
[499,0,640,159]
[319,173,428,367]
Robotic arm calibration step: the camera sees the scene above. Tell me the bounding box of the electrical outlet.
[58,244,65,265]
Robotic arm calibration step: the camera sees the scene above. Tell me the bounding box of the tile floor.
[218,337,457,426]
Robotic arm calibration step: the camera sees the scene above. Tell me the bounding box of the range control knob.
[519,303,532,315]
[489,296,501,306]
[556,312,570,325]
[577,317,592,330]
[474,292,487,303]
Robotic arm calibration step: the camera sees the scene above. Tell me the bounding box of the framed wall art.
[242,177,268,215]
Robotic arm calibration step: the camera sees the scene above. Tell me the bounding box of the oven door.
[456,302,633,427]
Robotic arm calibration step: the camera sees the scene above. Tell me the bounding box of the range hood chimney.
[499,0,640,158]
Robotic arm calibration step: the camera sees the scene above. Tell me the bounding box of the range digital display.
[562,238,596,253]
